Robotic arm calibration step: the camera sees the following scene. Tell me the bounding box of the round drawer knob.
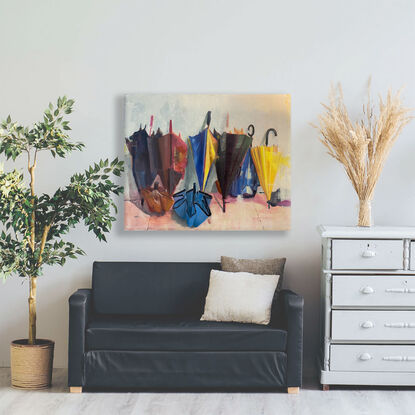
[361,321,374,329]
[361,286,374,294]
[359,353,372,361]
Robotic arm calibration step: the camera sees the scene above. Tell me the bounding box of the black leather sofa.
[68,262,303,393]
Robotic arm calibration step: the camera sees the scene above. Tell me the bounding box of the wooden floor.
[1,368,415,415]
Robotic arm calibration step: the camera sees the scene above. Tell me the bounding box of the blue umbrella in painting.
[188,111,218,192]
[173,183,212,228]
[229,124,260,198]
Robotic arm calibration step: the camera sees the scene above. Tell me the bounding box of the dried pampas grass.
[314,82,413,226]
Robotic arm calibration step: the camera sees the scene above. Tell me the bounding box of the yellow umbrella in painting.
[251,128,290,208]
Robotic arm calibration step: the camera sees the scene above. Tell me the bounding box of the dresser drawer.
[331,345,415,372]
[332,310,415,341]
[410,241,415,270]
[332,275,415,307]
[331,239,403,270]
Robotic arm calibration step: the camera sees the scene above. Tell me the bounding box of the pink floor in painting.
[124,193,290,231]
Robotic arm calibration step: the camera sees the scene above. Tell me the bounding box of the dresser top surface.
[318,225,415,239]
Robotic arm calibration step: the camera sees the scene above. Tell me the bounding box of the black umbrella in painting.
[146,127,163,181]
[126,126,174,213]
[229,124,260,198]
[125,126,156,200]
[215,130,252,212]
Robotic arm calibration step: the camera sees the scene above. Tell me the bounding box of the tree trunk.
[29,165,36,251]
[28,157,37,345]
[28,276,37,345]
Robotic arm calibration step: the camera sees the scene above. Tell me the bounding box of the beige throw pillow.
[201,269,280,325]
[221,256,286,291]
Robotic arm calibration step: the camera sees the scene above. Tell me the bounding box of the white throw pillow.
[201,269,279,325]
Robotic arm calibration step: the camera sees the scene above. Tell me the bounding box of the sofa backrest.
[92,261,220,316]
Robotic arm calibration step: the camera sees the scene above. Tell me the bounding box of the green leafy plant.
[0,97,124,344]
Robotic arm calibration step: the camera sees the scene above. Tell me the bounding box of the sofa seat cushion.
[86,316,287,352]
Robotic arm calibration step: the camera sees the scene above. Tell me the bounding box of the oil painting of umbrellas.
[124,94,291,231]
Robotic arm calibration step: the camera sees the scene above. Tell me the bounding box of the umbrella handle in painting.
[200,111,212,131]
[247,124,255,138]
[149,115,154,136]
[265,128,277,146]
[206,111,212,128]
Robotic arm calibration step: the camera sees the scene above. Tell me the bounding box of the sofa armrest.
[68,289,92,387]
[271,289,304,387]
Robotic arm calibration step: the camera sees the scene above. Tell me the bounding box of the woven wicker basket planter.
[10,339,54,390]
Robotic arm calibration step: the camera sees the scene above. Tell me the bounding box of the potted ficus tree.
[0,97,124,389]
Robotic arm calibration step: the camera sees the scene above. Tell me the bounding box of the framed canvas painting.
[124,94,290,231]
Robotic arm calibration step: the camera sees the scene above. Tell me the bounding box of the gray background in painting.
[124,94,290,153]
[124,94,291,199]
[1,0,415,377]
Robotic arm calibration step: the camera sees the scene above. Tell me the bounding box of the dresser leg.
[70,386,82,393]
[322,384,330,391]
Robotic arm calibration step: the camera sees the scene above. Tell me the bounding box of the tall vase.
[358,199,372,227]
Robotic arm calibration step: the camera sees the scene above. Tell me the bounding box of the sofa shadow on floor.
[0,367,320,394]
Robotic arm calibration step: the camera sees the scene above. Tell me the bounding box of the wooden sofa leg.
[70,386,82,393]
[287,387,299,394]
[322,384,330,391]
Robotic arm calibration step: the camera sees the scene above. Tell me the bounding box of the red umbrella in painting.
[139,121,187,214]
[215,129,252,212]
[157,120,187,194]
[141,183,174,214]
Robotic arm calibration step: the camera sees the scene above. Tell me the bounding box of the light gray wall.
[1,0,415,374]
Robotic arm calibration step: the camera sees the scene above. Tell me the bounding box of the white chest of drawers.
[319,226,415,389]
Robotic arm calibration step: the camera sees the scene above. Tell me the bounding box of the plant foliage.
[0,97,124,280]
